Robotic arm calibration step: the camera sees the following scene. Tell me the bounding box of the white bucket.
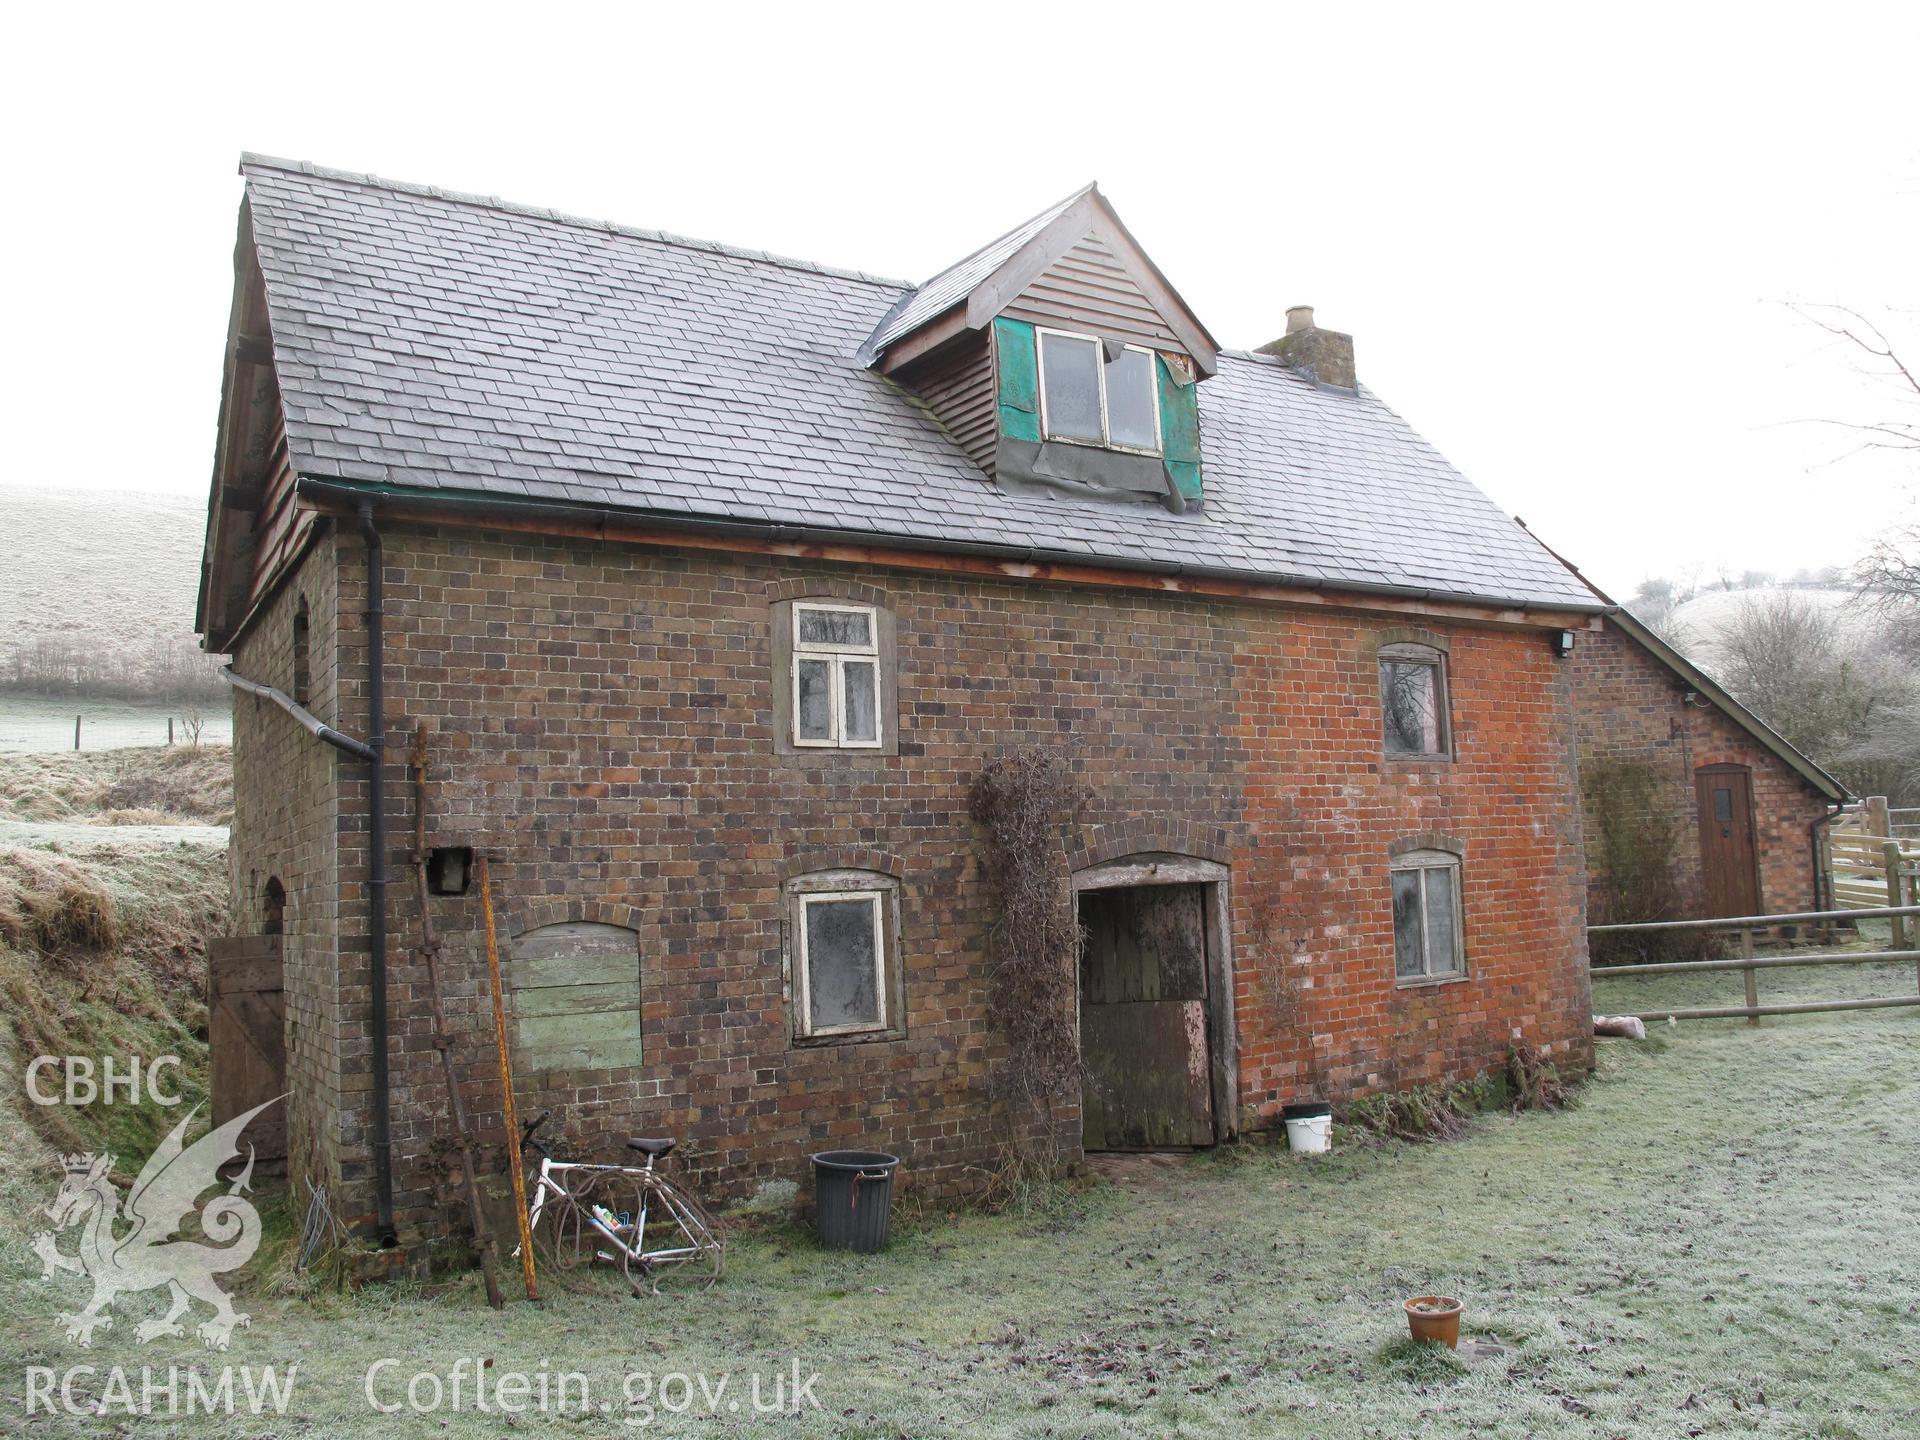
[1284,1113,1332,1154]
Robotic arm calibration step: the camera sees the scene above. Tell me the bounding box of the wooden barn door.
[207,935,288,1164]
[1696,766,1760,919]
[1078,884,1214,1150]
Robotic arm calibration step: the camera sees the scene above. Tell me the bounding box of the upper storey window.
[1380,641,1450,759]
[793,602,882,748]
[1037,328,1162,455]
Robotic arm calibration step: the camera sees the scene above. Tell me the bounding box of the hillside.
[0,482,225,704]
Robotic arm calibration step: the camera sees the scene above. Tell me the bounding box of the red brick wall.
[1570,620,1832,922]
[255,524,1594,1242]
[1230,622,1594,1112]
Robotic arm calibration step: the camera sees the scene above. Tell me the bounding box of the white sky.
[6,2,1915,599]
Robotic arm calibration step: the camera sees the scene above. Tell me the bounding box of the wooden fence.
[1589,903,1920,1024]
[1823,797,1920,913]
[1894,807,1920,844]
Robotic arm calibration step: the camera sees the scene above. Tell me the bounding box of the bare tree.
[1789,304,1920,663]
[1715,591,1917,801]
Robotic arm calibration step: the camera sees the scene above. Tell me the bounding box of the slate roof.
[862,185,1091,357]
[240,155,1601,610]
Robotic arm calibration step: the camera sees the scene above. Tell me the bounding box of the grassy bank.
[0,748,227,1163]
[2,952,1915,1436]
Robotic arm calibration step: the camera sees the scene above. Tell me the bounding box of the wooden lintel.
[302,492,1597,632]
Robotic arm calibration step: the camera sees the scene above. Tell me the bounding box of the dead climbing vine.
[970,747,1088,1174]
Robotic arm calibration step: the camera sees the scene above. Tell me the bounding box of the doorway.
[1695,764,1760,918]
[207,934,288,1167]
[1074,857,1235,1151]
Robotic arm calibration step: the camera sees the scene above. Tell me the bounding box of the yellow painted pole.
[481,855,539,1303]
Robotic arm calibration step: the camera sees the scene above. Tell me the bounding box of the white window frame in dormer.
[1034,326,1164,457]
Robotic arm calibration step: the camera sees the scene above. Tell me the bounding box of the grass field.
[0,484,206,659]
[0,695,232,754]
[2,947,1915,1437]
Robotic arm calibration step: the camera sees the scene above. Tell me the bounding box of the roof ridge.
[238,152,913,290]
[907,181,1096,291]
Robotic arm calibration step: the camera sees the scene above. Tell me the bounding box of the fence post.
[73,716,81,751]
[1742,927,1758,1025]
[167,717,174,746]
[1887,842,1909,953]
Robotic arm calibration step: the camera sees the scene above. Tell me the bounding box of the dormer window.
[1036,328,1161,455]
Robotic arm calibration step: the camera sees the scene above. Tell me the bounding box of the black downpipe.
[359,503,398,1248]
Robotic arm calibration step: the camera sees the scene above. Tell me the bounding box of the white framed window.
[1390,850,1465,982]
[791,602,882,749]
[1380,643,1450,758]
[1035,326,1162,455]
[794,888,889,1037]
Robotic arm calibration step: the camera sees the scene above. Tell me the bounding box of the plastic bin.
[810,1150,900,1253]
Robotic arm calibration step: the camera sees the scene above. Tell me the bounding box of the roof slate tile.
[240,157,1595,609]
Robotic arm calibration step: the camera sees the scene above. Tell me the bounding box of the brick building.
[199,157,1605,1248]
[1566,606,1844,926]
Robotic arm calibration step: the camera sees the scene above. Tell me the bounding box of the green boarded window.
[507,922,641,1073]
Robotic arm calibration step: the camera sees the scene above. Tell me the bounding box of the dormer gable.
[864,186,1218,513]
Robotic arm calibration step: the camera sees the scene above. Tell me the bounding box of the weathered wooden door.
[1696,765,1760,918]
[207,935,288,1164]
[1078,885,1214,1150]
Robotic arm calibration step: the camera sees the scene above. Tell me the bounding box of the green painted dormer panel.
[994,316,1203,504]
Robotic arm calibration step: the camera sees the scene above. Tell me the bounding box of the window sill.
[1039,432,1164,460]
[1384,751,1454,764]
[791,1026,907,1050]
[1395,972,1470,990]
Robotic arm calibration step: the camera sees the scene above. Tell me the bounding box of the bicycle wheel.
[529,1182,602,1274]
[633,1174,725,1290]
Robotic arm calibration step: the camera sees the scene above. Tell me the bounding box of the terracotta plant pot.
[1403,1294,1464,1349]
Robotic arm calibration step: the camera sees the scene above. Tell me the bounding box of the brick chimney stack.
[1258,305,1356,391]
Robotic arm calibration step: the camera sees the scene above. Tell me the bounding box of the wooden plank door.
[207,935,288,1164]
[1696,766,1760,918]
[1078,885,1214,1150]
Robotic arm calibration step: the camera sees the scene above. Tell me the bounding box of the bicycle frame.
[523,1155,706,1267]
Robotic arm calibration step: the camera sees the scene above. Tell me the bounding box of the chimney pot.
[1286,305,1315,334]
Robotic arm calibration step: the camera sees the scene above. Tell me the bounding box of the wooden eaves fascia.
[294,477,1607,635]
[198,203,281,650]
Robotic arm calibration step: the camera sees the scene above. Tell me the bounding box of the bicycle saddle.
[626,1137,677,1158]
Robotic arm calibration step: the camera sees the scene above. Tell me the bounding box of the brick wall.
[293,522,1594,1242]
[1570,620,1831,922]
[226,527,345,1211]
[1231,621,1594,1111]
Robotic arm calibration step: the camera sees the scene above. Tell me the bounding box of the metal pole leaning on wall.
[479,854,539,1303]
[410,727,504,1309]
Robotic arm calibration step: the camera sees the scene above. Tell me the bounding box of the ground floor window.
[788,871,901,1041]
[1391,849,1464,981]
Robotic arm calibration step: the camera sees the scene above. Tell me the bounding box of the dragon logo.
[31,1097,281,1349]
